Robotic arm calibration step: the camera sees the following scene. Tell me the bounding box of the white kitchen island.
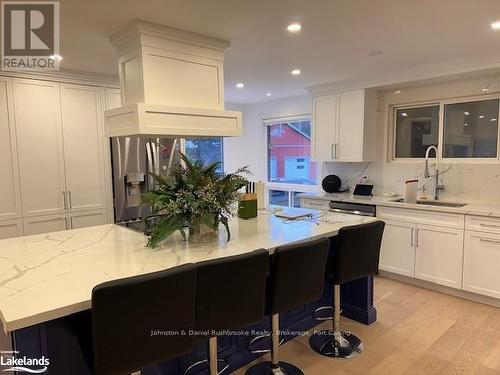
[0,210,377,374]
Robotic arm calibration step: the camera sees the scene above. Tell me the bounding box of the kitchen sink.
[392,198,467,208]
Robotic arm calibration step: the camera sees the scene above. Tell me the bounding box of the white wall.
[224,95,312,182]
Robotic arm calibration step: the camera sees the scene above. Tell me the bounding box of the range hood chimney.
[105,20,241,137]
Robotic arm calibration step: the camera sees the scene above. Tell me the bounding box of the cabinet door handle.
[70,217,73,229]
[68,191,72,209]
[480,238,500,245]
[415,228,419,247]
[64,217,68,230]
[335,144,338,159]
[331,144,335,159]
[410,227,414,247]
[62,191,67,210]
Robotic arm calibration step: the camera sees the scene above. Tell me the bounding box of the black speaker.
[322,175,342,193]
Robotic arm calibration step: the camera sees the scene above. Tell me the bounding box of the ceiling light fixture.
[236,82,245,88]
[479,115,485,119]
[394,90,402,94]
[287,23,302,33]
[490,118,497,122]
[491,20,500,30]
[401,112,408,117]
[464,123,469,127]
[464,111,470,116]
[368,50,383,56]
[482,88,489,93]
[266,92,272,97]
[291,69,301,76]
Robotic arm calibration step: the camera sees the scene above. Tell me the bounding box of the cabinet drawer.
[300,198,330,211]
[465,215,500,234]
[377,206,464,229]
[463,230,500,299]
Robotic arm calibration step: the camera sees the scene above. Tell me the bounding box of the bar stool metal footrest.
[245,361,304,375]
[309,329,364,359]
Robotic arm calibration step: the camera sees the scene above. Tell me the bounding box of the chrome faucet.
[424,146,445,200]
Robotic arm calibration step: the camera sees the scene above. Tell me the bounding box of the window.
[394,105,440,158]
[184,138,223,171]
[268,190,303,207]
[443,99,499,158]
[267,119,317,185]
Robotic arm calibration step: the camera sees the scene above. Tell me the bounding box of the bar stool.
[246,237,330,375]
[89,263,197,375]
[309,221,385,359]
[185,249,269,375]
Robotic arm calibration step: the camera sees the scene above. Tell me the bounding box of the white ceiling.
[59,0,500,103]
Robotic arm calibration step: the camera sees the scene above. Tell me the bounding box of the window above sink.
[391,96,500,163]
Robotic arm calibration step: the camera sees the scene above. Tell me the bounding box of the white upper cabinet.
[312,88,376,162]
[13,79,66,217]
[0,77,22,222]
[60,84,105,212]
[312,94,337,160]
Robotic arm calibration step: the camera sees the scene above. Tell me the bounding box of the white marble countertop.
[0,211,375,333]
[299,193,500,218]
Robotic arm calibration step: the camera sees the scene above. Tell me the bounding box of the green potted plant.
[143,152,249,248]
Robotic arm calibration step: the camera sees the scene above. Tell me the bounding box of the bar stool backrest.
[91,264,197,375]
[332,221,385,285]
[269,237,330,315]
[195,249,269,333]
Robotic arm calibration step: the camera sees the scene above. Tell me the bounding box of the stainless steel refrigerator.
[111,137,179,225]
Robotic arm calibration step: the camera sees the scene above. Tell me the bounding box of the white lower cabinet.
[379,219,416,277]
[0,220,23,240]
[414,225,464,289]
[69,210,106,229]
[23,214,68,236]
[463,230,500,299]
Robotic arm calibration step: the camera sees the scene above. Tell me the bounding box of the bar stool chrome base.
[309,329,364,359]
[245,361,304,375]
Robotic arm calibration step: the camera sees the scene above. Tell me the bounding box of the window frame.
[391,102,441,162]
[263,115,320,207]
[390,94,500,164]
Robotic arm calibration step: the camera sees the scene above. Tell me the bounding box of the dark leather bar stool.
[309,221,385,359]
[246,237,330,375]
[185,249,269,375]
[87,263,197,375]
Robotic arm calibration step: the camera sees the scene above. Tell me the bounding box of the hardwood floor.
[235,277,500,375]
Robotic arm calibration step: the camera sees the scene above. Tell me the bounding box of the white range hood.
[105,20,242,137]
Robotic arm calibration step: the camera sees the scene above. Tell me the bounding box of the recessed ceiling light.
[491,20,500,30]
[479,115,485,119]
[464,111,470,116]
[50,54,63,61]
[482,88,489,93]
[464,123,469,127]
[401,112,408,117]
[368,50,383,56]
[266,92,272,97]
[394,90,402,94]
[291,69,301,76]
[287,23,302,33]
[236,82,244,88]
[490,118,497,122]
